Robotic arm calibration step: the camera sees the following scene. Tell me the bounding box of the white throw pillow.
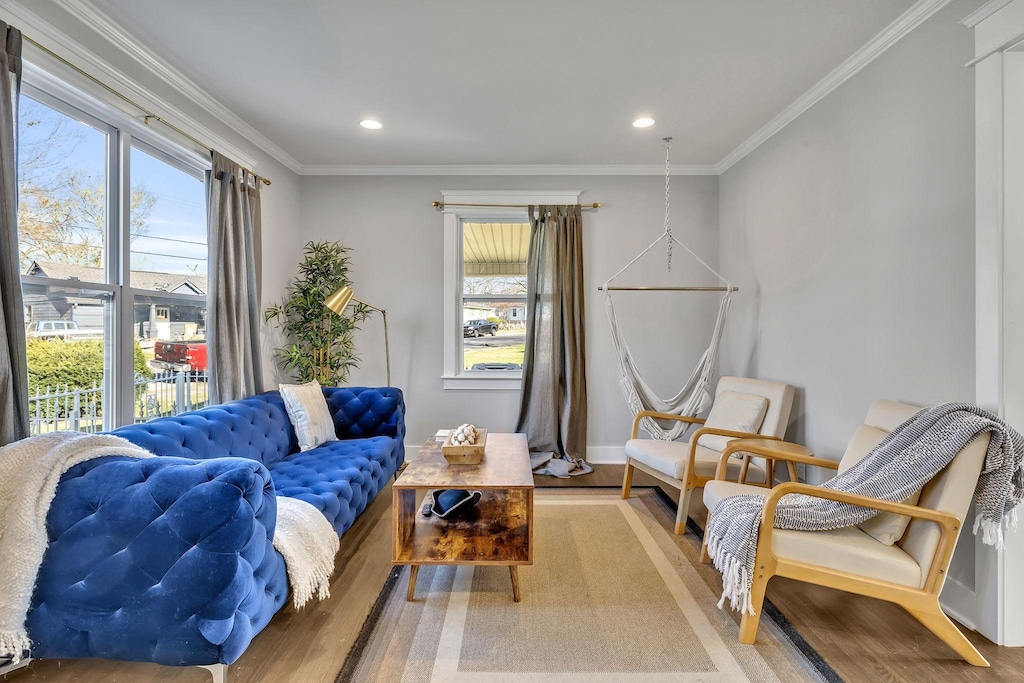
[697,390,769,452]
[279,380,337,452]
[839,425,921,546]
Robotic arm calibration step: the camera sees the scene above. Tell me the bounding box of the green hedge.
[27,338,152,416]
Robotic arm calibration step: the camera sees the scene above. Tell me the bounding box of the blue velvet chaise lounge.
[24,386,405,672]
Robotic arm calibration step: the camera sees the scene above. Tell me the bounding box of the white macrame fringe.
[0,631,30,664]
[973,508,1019,551]
[272,496,339,611]
[706,533,756,616]
[288,552,334,609]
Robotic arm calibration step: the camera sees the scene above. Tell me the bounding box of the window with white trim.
[441,190,580,390]
[18,80,211,433]
[461,222,529,371]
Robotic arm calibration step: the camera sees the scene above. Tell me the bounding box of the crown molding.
[716,0,954,174]
[53,0,303,173]
[961,0,1014,27]
[3,0,955,178]
[0,0,261,169]
[297,164,719,176]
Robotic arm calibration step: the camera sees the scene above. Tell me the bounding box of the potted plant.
[264,240,370,385]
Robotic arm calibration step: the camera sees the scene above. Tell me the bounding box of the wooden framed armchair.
[701,400,991,667]
[621,376,795,534]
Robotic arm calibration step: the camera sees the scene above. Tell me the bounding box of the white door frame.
[964,0,1024,647]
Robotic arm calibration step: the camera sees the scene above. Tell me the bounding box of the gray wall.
[298,175,720,456]
[718,1,977,582]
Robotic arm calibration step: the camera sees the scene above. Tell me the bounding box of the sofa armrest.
[28,455,288,666]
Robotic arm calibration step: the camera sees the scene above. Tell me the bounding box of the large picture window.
[17,89,210,433]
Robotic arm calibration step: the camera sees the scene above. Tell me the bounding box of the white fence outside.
[28,370,210,435]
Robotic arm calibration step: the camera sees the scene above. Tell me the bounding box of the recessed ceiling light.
[632,117,655,128]
[360,119,383,130]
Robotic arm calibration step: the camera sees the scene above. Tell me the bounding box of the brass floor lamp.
[323,285,391,386]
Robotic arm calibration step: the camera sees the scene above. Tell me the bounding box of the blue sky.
[19,94,207,279]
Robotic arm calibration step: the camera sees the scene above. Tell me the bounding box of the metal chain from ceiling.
[663,137,673,271]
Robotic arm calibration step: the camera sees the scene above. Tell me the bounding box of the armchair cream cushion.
[697,390,769,452]
[839,424,922,545]
[626,441,766,483]
[703,480,923,588]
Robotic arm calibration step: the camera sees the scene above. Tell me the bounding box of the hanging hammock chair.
[603,138,734,441]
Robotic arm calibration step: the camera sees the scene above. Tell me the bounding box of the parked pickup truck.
[27,320,102,341]
[463,319,498,337]
[153,340,208,373]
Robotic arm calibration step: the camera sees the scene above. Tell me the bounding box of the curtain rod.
[20,33,271,186]
[432,201,601,210]
[598,286,740,292]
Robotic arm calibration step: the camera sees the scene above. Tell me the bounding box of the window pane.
[462,302,526,371]
[462,222,529,295]
[22,281,112,434]
[130,145,208,292]
[133,293,209,420]
[18,96,109,277]
[460,222,528,372]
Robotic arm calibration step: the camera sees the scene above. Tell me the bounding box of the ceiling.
[85,0,919,169]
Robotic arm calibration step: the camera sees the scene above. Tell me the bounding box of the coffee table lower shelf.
[393,488,533,601]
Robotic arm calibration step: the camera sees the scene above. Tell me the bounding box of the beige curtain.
[0,24,26,445]
[515,205,588,463]
[206,151,264,403]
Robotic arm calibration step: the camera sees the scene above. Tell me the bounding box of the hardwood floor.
[9,465,1024,682]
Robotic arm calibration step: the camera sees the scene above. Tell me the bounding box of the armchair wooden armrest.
[760,482,963,593]
[630,411,705,439]
[715,440,839,481]
[689,429,778,484]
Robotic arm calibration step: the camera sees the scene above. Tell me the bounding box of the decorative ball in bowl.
[441,423,487,465]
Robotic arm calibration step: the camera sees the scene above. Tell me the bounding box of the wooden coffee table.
[393,432,534,602]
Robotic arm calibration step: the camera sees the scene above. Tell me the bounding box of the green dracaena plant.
[264,240,371,385]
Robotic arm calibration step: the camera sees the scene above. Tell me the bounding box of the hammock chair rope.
[604,137,733,441]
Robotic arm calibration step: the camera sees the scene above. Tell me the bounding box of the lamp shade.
[323,285,354,315]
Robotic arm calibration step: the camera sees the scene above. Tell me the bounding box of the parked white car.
[26,320,102,340]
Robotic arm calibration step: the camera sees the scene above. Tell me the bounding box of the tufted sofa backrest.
[323,386,405,442]
[113,386,406,468]
[112,394,296,467]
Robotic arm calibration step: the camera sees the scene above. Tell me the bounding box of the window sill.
[442,374,522,391]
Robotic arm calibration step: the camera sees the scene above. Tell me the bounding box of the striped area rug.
[338,489,836,682]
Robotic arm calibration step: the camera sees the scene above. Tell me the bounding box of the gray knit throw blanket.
[706,403,1024,616]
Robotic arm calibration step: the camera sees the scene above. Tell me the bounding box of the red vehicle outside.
[153,340,208,373]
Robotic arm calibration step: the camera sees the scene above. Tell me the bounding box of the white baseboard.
[940,575,977,630]
[586,446,627,464]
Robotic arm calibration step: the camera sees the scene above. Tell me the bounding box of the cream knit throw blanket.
[707,403,1024,616]
[274,496,339,610]
[0,432,155,662]
[0,432,338,662]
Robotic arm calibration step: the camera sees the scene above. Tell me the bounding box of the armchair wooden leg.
[674,485,693,535]
[621,460,635,499]
[699,511,712,563]
[904,601,989,667]
[738,570,771,644]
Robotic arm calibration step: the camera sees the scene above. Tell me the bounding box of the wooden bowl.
[441,429,487,465]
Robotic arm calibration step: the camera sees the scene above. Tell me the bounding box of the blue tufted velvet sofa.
[25,386,405,668]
